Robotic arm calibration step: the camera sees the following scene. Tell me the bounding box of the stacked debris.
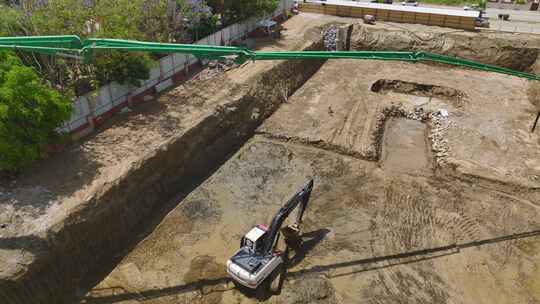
[428,110,451,166]
[195,59,238,80]
[323,25,338,51]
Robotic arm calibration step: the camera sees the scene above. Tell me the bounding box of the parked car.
[371,0,394,4]
[401,0,419,6]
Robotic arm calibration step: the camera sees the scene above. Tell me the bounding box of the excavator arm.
[262,178,314,254]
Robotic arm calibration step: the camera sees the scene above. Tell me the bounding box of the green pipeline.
[1,35,538,81]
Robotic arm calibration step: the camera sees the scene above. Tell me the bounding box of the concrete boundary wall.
[59,0,295,137]
[300,0,478,30]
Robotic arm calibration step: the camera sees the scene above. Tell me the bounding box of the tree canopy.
[0,51,72,171]
[207,0,280,25]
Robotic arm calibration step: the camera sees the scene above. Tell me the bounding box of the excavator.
[226,178,314,290]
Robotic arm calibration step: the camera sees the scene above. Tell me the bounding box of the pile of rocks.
[428,110,452,166]
[323,25,338,51]
[196,59,238,80]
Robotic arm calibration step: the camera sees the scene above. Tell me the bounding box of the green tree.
[0,51,72,171]
[93,0,172,41]
[217,0,280,25]
[0,4,23,36]
[25,0,92,36]
[1,0,159,93]
[92,51,153,87]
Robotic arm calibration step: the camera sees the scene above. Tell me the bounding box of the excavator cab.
[240,225,268,254]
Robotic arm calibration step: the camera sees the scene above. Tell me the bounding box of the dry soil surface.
[84,59,540,304]
[0,13,347,299]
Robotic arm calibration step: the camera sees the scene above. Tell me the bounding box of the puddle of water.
[381,118,432,175]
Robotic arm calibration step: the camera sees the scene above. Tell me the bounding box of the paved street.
[485,7,540,22]
[334,0,540,33]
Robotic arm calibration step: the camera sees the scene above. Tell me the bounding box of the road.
[484,7,539,22]
[335,0,540,33]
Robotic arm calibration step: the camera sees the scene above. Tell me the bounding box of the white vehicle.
[226,179,314,290]
[402,0,419,6]
[226,225,284,288]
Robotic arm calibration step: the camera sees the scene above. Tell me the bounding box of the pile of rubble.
[195,59,238,80]
[428,111,452,166]
[323,25,338,51]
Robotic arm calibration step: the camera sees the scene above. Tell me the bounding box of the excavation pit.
[85,57,540,304]
[2,13,540,304]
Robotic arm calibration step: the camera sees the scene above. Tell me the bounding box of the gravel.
[323,25,338,51]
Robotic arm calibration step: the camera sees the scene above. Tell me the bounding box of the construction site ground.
[84,35,540,304]
[2,13,540,304]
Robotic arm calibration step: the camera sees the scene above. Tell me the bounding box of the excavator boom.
[263,178,313,253]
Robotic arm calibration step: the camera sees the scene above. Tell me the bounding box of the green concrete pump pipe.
[0,35,539,81]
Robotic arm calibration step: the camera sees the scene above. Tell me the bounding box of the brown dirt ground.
[0,14,346,281]
[260,59,540,188]
[83,59,540,303]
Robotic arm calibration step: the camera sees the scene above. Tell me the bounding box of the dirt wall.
[0,44,326,304]
[532,54,540,75]
[350,23,540,71]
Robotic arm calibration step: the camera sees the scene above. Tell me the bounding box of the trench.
[371,79,468,102]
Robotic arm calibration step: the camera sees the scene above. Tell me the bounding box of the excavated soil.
[350,22,540,71]
[84,57,540,304]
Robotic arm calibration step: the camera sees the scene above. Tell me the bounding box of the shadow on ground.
[81,228,540,304]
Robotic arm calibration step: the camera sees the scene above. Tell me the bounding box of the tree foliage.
[1,0,282,91]
[93,51,153,87]
[0,0,159,93]
[0,4,23,36]
[0,51,72,171]
[207,0,279,25]
[177,0,219,41]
